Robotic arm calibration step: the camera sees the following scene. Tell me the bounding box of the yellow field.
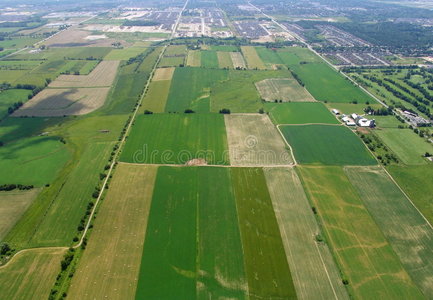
[255,78,316,102]
[0,248,65,300]
[230,52,246,69]
[67,164,157,300]
[49,60,120,88]
[139,80,172,113]
[217,52,233,69]
[186,50,201,67]
[152,67,175,81]
[13,87,110,117]
[241,46,266,70]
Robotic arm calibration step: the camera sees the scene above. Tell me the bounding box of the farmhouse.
[341,113,375,127]
[331,109,340,115]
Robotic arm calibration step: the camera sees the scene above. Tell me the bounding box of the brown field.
[12,87,110,117]
[255,78,315,102]
[67,164,157,300]
[0,189,40,240]
[49,60,120,88]
[0,248,65,300]
[224,114,294,166]
[42,28,121,48]
[230,52,246,69]
[152,67,175,81]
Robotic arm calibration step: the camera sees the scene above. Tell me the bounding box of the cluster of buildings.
[332,109,376,127]
[401,110,431,127]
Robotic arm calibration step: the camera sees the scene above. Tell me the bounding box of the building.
[331,109,340,115]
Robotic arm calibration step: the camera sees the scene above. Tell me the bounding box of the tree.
[258,108,264,114]
[0,243,11,255]
[219,108,231,114]
[184,109,195,113]
[144,110,153,115]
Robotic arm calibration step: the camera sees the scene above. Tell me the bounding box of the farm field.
[49,60,120,88]
[255,77,315,102]
[201,50,219,68]
[158,56,184,67]
[224,114,293,166]
[13,87,111,117]
[68,164,157,300]
[345,166,433,297]
[0,189,39,241]
[230,52,246,69]
[186,50,201,67]
[373,116,403,128]
[152,67,174,81]
[264,168,349,300]
[325,102,383,115]
[0,249,65,300]
[266,102,339,125]
[0,89,32,119]
[280,125,376,165]
[241,46,266,70]
[139,80,172,113]
[135,167,247,299]
[387,165,433,225]
[165,67,228,112]
[217,51,233,68]
[232,167,296,299]
[298,166,425,299]
[104,46,147,60]
[120,114,229,165]
[374,128,433,164]
[256,47,284,66]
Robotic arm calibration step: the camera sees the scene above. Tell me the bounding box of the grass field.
[120,114,229,165]
[325,102,383,115]
[387,165,433,226]
[255,77,315,102]
[374,129,433,165]
[68,164,157,300]
[224,114,293,166]
[186,50,201,67]
[373,116,403,128]
[201,50,219,68]
[165,67,228,112]
[280,125,376,165]
[264,168,349,300]
[158,56,184,67]
[217,51,233,69]
[135,167,247,299]
[230,52,246,69]
[0,249,65,300]
[345,166,433,297]
[139,80,171,113]
[211,45,239,52]
[232,168,296,299]
[299,166,425,299]
[266,102,339,125]
[256,47,284,66]
[104,46,147,60]
[0,136,70,186]
[152,67,174,81]
[164,45,187,56]
[0,189,39,241]
[241,46,266,70]
[0,89,32,119]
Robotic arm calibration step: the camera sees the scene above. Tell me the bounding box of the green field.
[264,168,349,300]
[104,46,147,60]
[0,89,32,119]
[373,116,404,128]
[256,47,284,66]
[165,67,227,112]
[158,56,184,67]
[375,129,432,165]
[299,166,425,299]
[164,45,187,56]
[325,102,383,115]
[280,125,376,165]
[232,168,296,299]
[266,102,339,125]
[211,45,239,52]
[217,51,233,69]
[120,114,229,165]
[201,50,219,68]
[345,166,433,297]
[186,50,201,67]
[135,167,246,299]
[140,79,172,113]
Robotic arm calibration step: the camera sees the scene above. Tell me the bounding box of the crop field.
[345,166,433,297]
[0,189,39,241]
[104,46,147,60]
[186,50,201,67]
[120,114,229,165]
[10,47,112,61]
[211,45,239,52]
[211,70,289,113]
[298,166,424,299]
[0,136,70,186]
[13,87,111,117]
[0,249,65,300]
[224,114,293,166]
[325,102,383,115]
[164,45,187,56]
[388,165,433,225]
[139,80,172,113]
[374,128,433,165]
[266,102,339,125]
[255,77,315,102]
[165,67,228,112]
[0,89,32,119]
[232,168,296,299]
[68,164,157,300]
[135,167,247,299]
[49,60,120,88]
[201,50,219,68]
[241,46,266,70]
[264,168,349,300]
[230,52,246,69]
[277,47,323,65]
[158,56,184,67]
[217,51,233,68]
[152,67,174,81]
[280,125,376,165]
[373,116,403,128]
[256,47,284,66]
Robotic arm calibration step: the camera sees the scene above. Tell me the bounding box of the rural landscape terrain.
[0,0,432,299]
